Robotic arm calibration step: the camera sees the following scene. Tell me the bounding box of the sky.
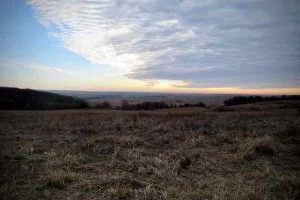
[0,0,300,94]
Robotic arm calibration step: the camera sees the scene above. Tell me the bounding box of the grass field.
[0,102,299,199]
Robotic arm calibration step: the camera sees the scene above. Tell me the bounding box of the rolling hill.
[0,87,88,110]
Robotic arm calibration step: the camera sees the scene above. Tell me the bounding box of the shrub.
[95,101,112,109]
[178,101,206,108]
[121,101,170,110]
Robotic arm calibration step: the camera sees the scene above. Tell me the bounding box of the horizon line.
[1,86,299,96]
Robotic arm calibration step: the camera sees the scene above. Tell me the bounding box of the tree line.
[224,95,300,106]
[95,100,206,110]
[0,87,207,111]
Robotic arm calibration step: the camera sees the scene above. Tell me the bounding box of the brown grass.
[0,102,299,199]
[237,136,276,160]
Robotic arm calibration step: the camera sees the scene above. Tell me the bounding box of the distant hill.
[47,90,235,99]
[47,90,235,106]
[0,87,88,110]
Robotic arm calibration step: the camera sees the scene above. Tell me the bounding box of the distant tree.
[95,101,112,109]
[178,101,206,108]
[121,100,130,110]
[224,95,300,106]
[120,101,170,110]
[78,100,89,109]
[102,101,112,109]
[169,103,175,108]
[195,101,206,107]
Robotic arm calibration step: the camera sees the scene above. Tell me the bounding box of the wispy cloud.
[27,0,300,88]
[0,59,71,74]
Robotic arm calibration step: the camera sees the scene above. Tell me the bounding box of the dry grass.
[44,170,79,190]
[237,136,276,160]
[0,102,299,199]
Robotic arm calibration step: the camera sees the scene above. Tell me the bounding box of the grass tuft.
[44,171,78,190]
[238,136,276,160]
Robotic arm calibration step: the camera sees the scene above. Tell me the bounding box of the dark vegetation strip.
[224,95,300,106]
[96,100,206,110]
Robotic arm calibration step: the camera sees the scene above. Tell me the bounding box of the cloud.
[27,0,300,88]
[0,59,71,74]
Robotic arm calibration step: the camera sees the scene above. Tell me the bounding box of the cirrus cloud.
[0,58,71,74]
[27,0,300,89]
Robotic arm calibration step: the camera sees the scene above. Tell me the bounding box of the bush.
[95,101,112,109]
[178,101,206,108]
[121,101,170,110]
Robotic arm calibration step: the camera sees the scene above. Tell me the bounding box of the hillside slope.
[0,87,88,110]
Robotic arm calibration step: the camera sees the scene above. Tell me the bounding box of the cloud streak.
[0,59,71,74]
[27,0,300,89]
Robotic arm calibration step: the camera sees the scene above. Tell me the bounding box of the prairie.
[0,102,299,200]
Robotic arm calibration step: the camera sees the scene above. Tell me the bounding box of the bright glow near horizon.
[0,0,299,95]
